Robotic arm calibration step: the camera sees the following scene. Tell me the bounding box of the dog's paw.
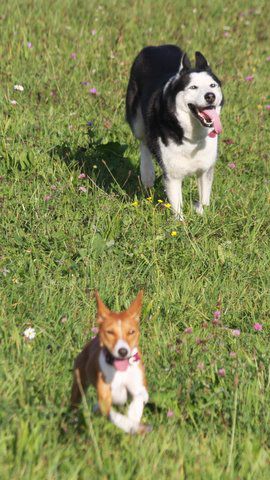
[174,212,184,222]
[137,423,153,435]
[129,422,152,435]
[193,201,204,215]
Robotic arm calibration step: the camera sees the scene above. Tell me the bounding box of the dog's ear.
[126,290,143,322]
[178,52,191,75]
[95,290,111,323]
[195,51,210,70]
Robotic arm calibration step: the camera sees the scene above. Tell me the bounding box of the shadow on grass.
[50,126,164,199]
[51,126,142,197]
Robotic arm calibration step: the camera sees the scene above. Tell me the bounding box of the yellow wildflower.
[170,231,177,237]
[164,203,171,208]
[157,199,163,204]
[131,201,139,207]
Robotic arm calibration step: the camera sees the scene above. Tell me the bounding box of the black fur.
[126,44,222,164]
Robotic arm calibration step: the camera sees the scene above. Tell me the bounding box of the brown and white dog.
[71,290,150,434]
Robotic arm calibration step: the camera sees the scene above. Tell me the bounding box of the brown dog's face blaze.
[95,290,143,357]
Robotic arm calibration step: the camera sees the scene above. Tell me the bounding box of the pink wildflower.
[232,329,241,336]
[265,105,270,110]
[51,185,57,191]
[229,351,237,358]
[214,310,221,319]
[91,29,97,36]
[245,75,254,82]
[27,41,32,48]
[184,327,193,334]
[197,362,205,371]
[167,410,174,418]
[223,138,234,145]
[228,162,236,169]
[91,326,99,334]
[218,368,226,377]
[70,52,77,59]
[253,323,263,331]
[78,173,86,179]
[44,195,52,201]
[90,88,97,95]
[78,186,87,193]
[266,56,270,61]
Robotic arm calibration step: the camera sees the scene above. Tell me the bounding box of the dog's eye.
[106,330,114,335]
[210,83,216,88]
[128,329,135,335]
[189,85,198,90]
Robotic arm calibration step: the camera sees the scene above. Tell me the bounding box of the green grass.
[0,0,270,478]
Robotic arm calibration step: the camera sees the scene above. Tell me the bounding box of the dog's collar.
[103,347,140,366]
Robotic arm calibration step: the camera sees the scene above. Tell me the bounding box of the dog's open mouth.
[188,104,222,136]
[113,358,130,371]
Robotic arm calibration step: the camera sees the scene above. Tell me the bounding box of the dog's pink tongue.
[201,108,222,136]
[113,358,129,371]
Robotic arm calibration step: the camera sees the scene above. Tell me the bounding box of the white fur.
[160,135,218,218]
[177,72,222,118]
[112,338,131,358]
[99,350,149,434]
[161,71,222,218]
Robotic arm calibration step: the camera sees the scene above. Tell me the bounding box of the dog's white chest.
[99,351,147,405]
[159,135,218,179]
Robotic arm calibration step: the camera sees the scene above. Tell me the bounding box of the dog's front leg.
[97,373,137,433]
[127,388,151,434]
[110,389,150,435]
[195,166,214,214]
[164,176,183,220]
[127,392,147,422]
[97,372,112,416]
[109,409,138,434]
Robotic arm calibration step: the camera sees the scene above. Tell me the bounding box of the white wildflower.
[14,85,24,92]
[23,327,36,340]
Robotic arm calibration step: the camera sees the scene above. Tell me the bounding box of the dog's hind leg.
[164,176,184,220]
[140,143,155,188]
[195,166,214,214]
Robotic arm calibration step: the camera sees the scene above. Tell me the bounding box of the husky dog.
[126,45,224,219]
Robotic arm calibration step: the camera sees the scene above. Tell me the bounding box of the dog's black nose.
[204,92,216,104]
[118,347,128,358]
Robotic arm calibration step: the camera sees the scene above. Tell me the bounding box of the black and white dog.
[126,45,224,219]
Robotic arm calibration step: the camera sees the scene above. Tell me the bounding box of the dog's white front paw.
[194,201,204,215]
[174,211,184,222]
[129,423,152,435]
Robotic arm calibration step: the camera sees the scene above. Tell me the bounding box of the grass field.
[0,0,270,478]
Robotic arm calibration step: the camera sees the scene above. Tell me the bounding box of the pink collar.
[128,350,140,365]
